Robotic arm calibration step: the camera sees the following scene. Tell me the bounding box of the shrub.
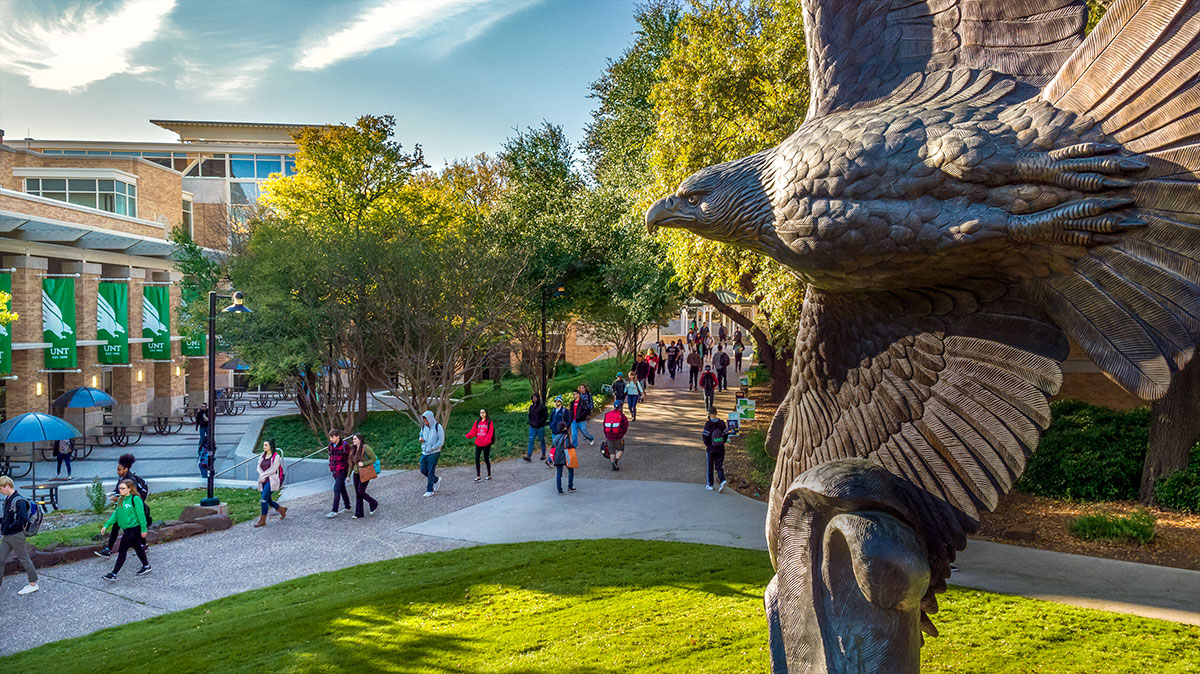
[1154,442,1200,513]
[87,476,108,514]
[1017,400,1149,501]
[741,427,775,493]
[1067,509,1156,544]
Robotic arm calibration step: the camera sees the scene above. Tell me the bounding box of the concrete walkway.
[3,357,1198,656]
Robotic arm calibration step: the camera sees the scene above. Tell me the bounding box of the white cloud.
[0,0,176,92]
[295,0,538,71]
[175,57,273,102]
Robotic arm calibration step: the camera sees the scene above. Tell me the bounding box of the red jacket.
[603,408,629,440]
[465,419,495,446]
[699,371,719,391]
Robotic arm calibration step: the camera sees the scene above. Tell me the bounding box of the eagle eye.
[686,194,700,206]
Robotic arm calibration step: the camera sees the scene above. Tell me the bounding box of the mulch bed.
[723,376,1200,571]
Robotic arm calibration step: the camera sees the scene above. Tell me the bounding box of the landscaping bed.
[260,359,617,468]
[2,540,1195,673]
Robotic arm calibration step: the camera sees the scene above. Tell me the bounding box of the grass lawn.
[28,488,264,550]
[261,359,618,468]
[4,540,1196,673]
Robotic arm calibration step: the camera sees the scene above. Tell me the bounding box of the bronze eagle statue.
[647,0,1200,670]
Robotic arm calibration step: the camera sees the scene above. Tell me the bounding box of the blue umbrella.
[0,413,81,487]
[52,386,118,409]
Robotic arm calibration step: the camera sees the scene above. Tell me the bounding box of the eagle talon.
[1010,197,1138,244]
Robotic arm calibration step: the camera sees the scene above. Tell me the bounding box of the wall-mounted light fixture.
[91,375,98,388]
[137,369,144,382]
[35,381,43,396]
[175,366,182,377]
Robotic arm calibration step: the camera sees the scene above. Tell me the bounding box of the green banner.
[43,277,77,369]
[0,273,11,375]
[142,285,172,360]
[97,281,129,364]
[181,334,206,356]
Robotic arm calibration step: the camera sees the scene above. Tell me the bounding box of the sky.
[0,0,641,165]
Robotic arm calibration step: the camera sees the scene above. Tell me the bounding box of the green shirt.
[105,494,148,531]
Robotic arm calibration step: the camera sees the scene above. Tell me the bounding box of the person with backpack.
[703,407,729,492]
[570,385,595,448]
[419,410,444,497]
[646,349,658,387]
[195,402,211,478]
[625,371,644,422]
[524,393,548,463]
[666,341,680,379]
[602,400,629,471]
[699,364,720,412]
[348,434,379,518]
[611,372,628,408]
[547,395,571,467]
[551,421,576,495]
[634,355,651,400]
[734,341,746,371]
[100,478,150,580]
[54,437,74,479]
[0,475,39,595]
[466,408,495,482]
[718,323,728,345]
[715,345,731,391]
[254,440,288,527]
[687,348,703,391]
[95,454,149,558]
[325,429,352,518]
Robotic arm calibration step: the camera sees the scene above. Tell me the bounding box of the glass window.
[42,179,66,191]
[182,200,193,237]
[230,154,255,178]
[200,155,227,177]
[98,180,114,191]
[68,193,97,209]
[62,150,86,156]
[68,179,96,191]
[175,157,193,173]
[25,178,39,191]
[256,156,282,178]
[86,150,111,156]
[42,192,67,202]
[111,151,139,157]
[99,193,115,211]
[141,152,168,157]
[284,158,296,175]
[126,184,136,198]
[40,150,62,155]
[128,197,136,218]
[115,194,128,216]
[146,157,173,169]
[230,181,260,205]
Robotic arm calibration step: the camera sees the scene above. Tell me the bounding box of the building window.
[182,199,193,238]
[25,177,137,217]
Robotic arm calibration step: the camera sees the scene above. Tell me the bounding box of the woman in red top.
[465,408,495,482]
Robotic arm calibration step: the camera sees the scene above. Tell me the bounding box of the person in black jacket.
[570,386,596,447]
[95,454,149,558]
[715,345,731,391]
[195,403,211,477]
[524,393,549,462]
[699,365,719,412]
[1,476,39,595]
[611,373,628,408]
[702,408,728,492]
[666,341,680,379]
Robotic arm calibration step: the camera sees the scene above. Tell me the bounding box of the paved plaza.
[2,365,1198,655]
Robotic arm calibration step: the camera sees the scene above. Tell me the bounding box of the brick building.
[0,120,312,428]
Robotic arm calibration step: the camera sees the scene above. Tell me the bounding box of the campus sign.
[97,281,129,364]
[0,272,11,375]
[142,285,171,360]
[42,277,77,369]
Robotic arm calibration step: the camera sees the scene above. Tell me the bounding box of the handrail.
[286,447,327,470]
[213,453,260,479]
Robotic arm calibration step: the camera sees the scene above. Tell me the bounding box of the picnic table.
[246,391,283,409]
[147,414,187,435]
[0,445,32,478]
[90,422,144,447]
[30,479,77,511]
[37,438,92,461]
[215,399,246,416]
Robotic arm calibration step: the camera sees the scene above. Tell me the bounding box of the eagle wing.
[98,294,125,337]
[143,294,165,335]
[769,280,1067,607]
[802,0,1088,119]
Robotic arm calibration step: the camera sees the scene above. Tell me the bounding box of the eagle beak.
[645,196,684,235]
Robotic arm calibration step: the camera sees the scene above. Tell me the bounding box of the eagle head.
[646,149,800,267]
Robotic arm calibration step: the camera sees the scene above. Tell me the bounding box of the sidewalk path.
[3,356,1198,656]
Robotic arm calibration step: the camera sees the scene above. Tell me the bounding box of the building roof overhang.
[0,209,176,259]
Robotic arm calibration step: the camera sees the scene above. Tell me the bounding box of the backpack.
[14,494,43,536]
[130,474,152,527]
[719,352,730,368]
[613,379,626,398]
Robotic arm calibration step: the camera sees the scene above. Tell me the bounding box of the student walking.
[635,355,651,400]
[419,410,444,497]
[326,430,351,518]
[95,454,149,558]
[656,341,666,375]
[611,372,628,408]
[570,385,596,448]
[0,476,39,595]
[687,349,703,391]
[734,341,745,371]
[552,422,576,494]
[347,434,379,518]
[625,372,643,421]
[666,341,680,379]
[699,365,719,412]
[196,403,211,478]
[715,345,731,391]
[718,323,728,345]
[549,395,573,465]
[703,408,728,492]
[646,350,658,387]
[525,394,548,462]
[254,440,288,527]
[100,478,150,580]
[466,409,495,482]
[602,401,630,471]
[53,438,74,478]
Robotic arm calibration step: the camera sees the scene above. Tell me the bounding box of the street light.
[200,290,251,507]
[539,284,566,403]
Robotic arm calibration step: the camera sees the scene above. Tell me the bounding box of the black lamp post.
[539,284,566,403]
[200,290,251,507]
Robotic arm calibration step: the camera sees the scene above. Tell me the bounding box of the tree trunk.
[698,290,788,402]
[1140,358,1200,504]
[355,378,368,426]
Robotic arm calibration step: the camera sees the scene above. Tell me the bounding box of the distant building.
[0,120,315,429]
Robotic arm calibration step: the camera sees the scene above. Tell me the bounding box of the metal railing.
[212,454,259,479]
[214,447,328,485]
